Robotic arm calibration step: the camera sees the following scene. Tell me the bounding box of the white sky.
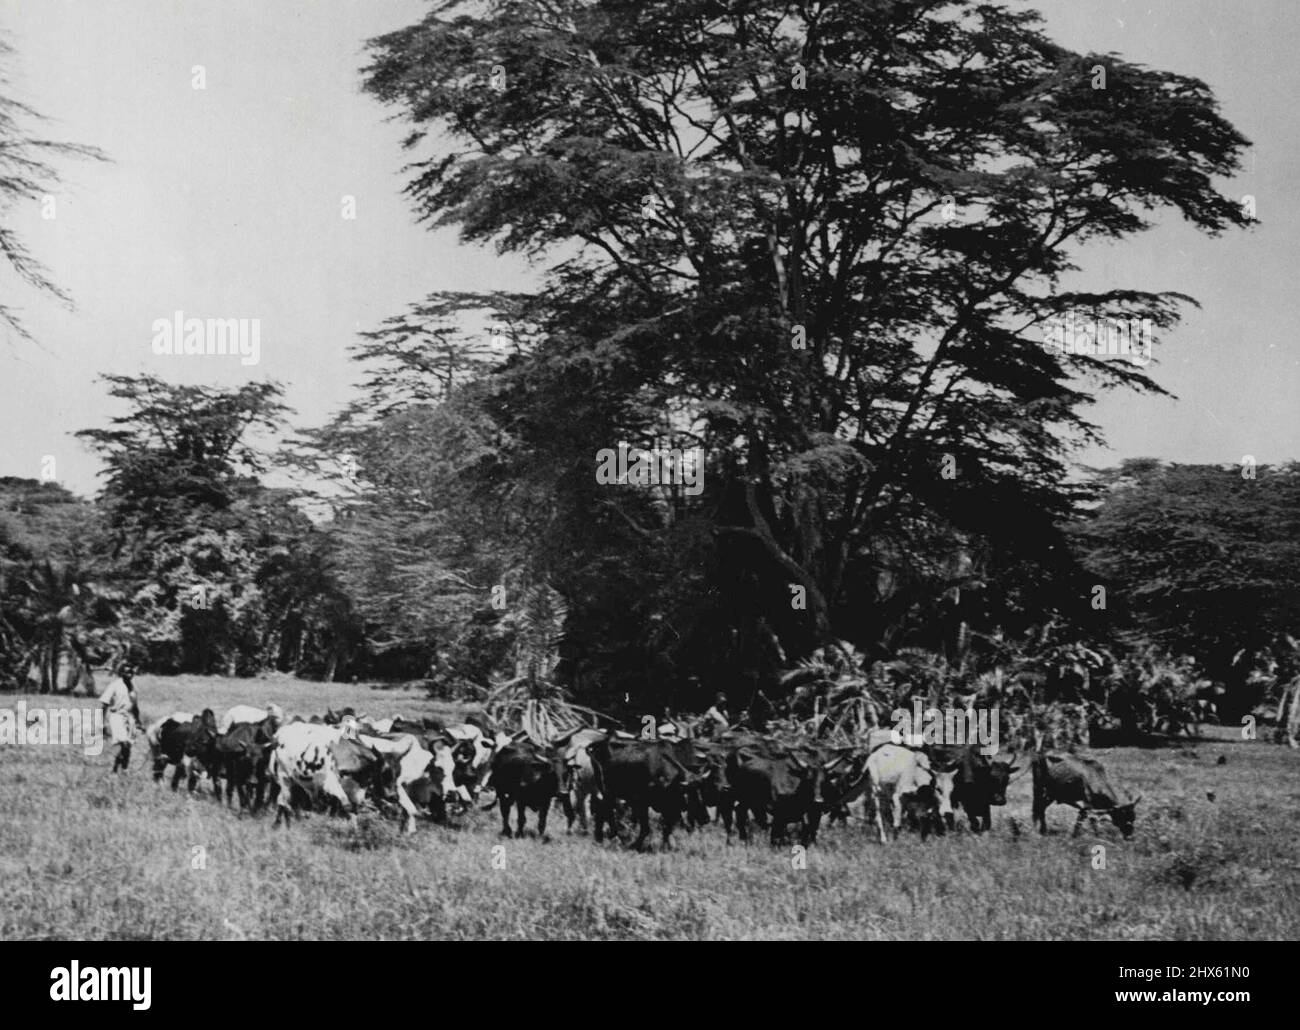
[0,0,1295,497]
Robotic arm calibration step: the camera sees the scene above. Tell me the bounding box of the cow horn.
[789,752,808,770]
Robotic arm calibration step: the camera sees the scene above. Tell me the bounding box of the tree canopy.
[1076,459,1300,717]
[360,0,1252,705]
[0,37,105,341]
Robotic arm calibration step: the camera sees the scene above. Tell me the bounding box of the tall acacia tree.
[364,1,1251,662]
[77,376,293,674]
[0,37,105,340]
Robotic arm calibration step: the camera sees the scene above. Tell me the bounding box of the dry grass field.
[1,674,1297,940]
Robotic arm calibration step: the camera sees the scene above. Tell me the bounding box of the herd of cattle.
[141,704,1142,848]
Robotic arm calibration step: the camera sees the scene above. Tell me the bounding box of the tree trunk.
[67,635,98,697]
[737,479,834,644]
[39,638,55,693]
[63,651,81,694]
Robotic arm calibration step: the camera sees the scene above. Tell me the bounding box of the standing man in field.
[702,692,730,737]
[99,661,143,773]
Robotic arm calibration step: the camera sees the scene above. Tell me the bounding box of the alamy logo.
[0,703,103,755]
[1041,313,1152,367]
[151,310,261,366]
[890,699,1000,753]
[595,440,703,496]
[50,963,151,1010]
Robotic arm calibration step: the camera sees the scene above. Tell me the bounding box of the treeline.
[2,362,1298,734]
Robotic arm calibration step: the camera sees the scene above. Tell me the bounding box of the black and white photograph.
[0,0,1295,966]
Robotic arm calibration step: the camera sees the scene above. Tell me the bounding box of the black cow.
[587,736,693,850]
[806,744,867,828]
[186,711,227,798]
[490,740,568,840]
[684,741,734,833]
[1032,752,1140,838]
[727,743,844,846]
[151,709,217,792]
[214,718,276,812]
[930,744,1019,833]
[150,717,190,788]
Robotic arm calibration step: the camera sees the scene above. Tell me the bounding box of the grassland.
[1,674,1297,940]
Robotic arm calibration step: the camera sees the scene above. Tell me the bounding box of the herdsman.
[702,692,730,736]
[98,662,143,773]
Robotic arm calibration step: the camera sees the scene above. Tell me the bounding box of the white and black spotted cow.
[356,731,463,834]
[269,719,372,828]
[446,722,517,796]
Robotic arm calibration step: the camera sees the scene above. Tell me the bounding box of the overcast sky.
[0,0,1296,498]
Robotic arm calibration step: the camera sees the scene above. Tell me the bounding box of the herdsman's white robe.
[98,677,137,745]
